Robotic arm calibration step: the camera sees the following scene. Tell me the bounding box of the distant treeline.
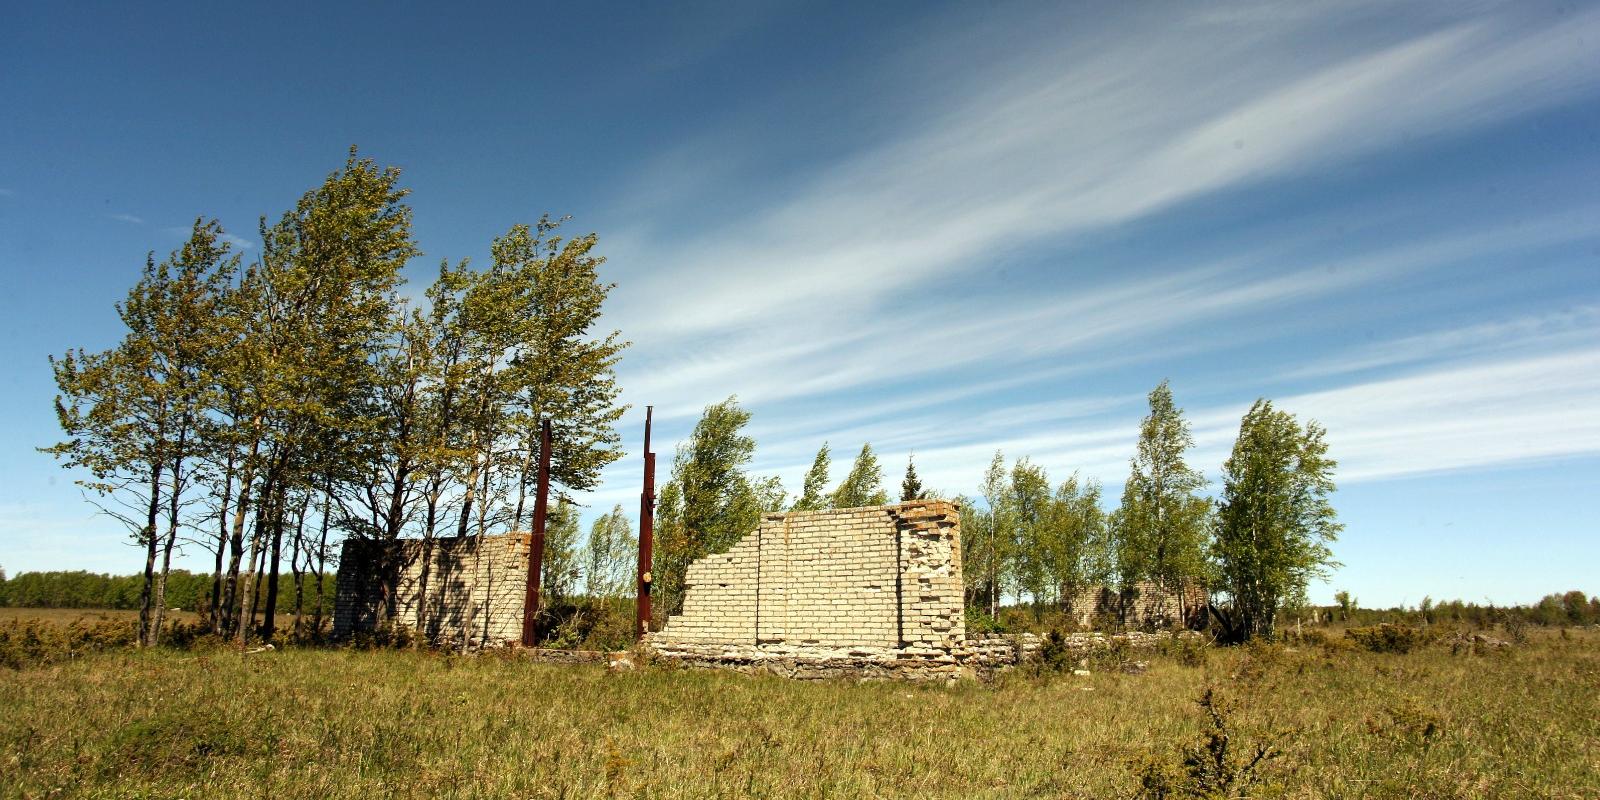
[0,569,332,613]
[1324,590,1600,629]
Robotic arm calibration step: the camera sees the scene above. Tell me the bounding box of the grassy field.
[0,607,200,625]
[1,628,1597,799]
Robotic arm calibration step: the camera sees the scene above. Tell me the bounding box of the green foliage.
[1160,634,1211,668]
[539,596,637,651]
[45,148,631,644]
[0,569,212,610]
[792,443,832,511]
[963,606,1004,634]
[653,397,783,615]
[1212,399,1341,641]
[0,614,138,669]
[830,443,888,508]
[1346,624,1437,654]
[541,501,582,604]
[583,505,636,598]
[1115,381,1211,616]
[899,454,925,501]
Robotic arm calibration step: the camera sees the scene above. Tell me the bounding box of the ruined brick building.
[335,498,1201,677]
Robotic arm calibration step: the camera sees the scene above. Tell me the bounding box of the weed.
[1346,623,1436,654]
[1132,687,1288,798]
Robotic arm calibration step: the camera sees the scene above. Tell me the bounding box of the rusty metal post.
[521,418,553,647]
[636,406,655,639]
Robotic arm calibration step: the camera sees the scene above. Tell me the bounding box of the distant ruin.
[334,499,1203,678]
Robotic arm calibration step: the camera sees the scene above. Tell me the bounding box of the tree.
[499,217,629,527]
[1115,380,1210,626]
[830,443,888,508]
[1046,473,1112,617]
[584,504,635,598]
[653,397,781,615]
[541,500,582,605]
[976,450,1010,617]
[45,220,237,646]
[900,454,925,501]
[1333,590,1355,621]
[1009,458,1053,609]
[246,147,420,641]
[792,443,832,511]
[1210,399,1341,641]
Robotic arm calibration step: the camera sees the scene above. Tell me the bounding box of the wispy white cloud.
[220,232,255,250]
[565,4,1600,539]
[608,4,1600,345]
[109,212,144,224]
[1283,305,1600,380]
[616,208,1599,424]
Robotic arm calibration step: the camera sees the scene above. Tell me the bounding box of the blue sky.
[1,2,1596,607]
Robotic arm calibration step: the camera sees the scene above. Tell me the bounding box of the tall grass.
[1,629,1596,798]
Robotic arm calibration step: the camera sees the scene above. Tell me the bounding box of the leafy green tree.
[975,450,1010,617]
[792,443,832,511]
[1115,380,1211,625]
[584,504,635,598]
[830,443,888,508]
[499,217,629,529]
[900,454,925,501]
[245,147,419,640]
[45,220,237,645]
[1211,399,1341,641]
[653,397,781,614]
[1333,590,1356,621]
[1047,473,1112,616]
[541,501,582,605]
[1009,458,1053,609]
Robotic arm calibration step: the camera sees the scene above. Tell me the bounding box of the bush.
[0,614,137,669]
[1131,687,1289,798]
[537,597,637,652]
[349,621,416,650]
[964,607,1004,635]
[1161,634,1210,668]
[1346,623,1435,654]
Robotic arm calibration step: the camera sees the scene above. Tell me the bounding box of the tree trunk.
[261,482,288,641]
[311,484,332,637]
[137,460,165,648]
[238,478,271,643]
[221,427,261,638]
[209,449,235,630]
[290,493,307,635]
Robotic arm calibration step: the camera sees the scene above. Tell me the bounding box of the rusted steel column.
[521,418,553,647]
[636,406,655,639]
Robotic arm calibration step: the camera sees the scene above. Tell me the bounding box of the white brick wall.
[656,500,966,654]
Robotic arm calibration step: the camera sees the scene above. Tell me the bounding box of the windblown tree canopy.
[1114,379,1211,620]
[45,148,630,643]
[1211,399,1341,641]
[651,396,786,617]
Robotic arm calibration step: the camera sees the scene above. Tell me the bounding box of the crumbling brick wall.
[1059,582,1209,630]
[652,500,965,654]
[334,534,531,646]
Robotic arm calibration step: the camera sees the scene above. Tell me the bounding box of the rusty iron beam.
[636,406,655,640]
[521,418,553,647]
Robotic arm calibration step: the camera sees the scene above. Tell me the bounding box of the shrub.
[964,607,1004,635]
[0,614,137,669]
[1161,634,1210,668]
[1131,687,1289,798]
[349,621,416,650]
[1346,623,1435,654]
